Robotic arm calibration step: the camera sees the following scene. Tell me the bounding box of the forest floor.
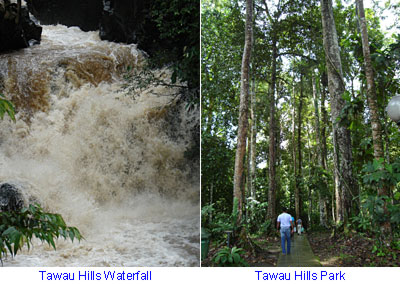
[202,231,400,267]
[308,231,400,266]
[201,235,281,267]
[245,235,282,266]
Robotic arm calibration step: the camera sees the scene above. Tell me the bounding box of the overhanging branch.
[277,52,318,63]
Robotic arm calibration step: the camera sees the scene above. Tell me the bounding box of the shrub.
[212,246,248,267]
[0,204,82,264]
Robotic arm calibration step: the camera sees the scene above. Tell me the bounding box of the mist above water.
[0,25,199,266]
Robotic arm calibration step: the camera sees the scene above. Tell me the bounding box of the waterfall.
[0,25,199,266]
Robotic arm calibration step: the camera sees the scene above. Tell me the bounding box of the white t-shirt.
[277,212,292,228]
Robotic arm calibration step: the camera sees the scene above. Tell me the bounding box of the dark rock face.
[99,0,154,45]
[23,0,198,90]
[26,0,154,45]
[25,0,160,53]
[0,183,24,212]
[26,0,102,32]
[0,2,42,53]
[24,0,197,61]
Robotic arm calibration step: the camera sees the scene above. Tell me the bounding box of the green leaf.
[2,226,18,236]
[221,256,227,264]
[233,253,240,263]
[48,235,56,250]
[0,204,83,261]
[13,233,21,256]
[69,230,75,242]
[349,121,354,130]
[0,95,16,122]
[394,173,400,181]
[373,159,383,170]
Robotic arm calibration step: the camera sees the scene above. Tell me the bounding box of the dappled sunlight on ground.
[319,256,340,267]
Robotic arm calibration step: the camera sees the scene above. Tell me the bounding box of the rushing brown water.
[0,25,199,266]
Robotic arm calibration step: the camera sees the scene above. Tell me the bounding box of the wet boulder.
[0,2,42,52]
[0,182,24,212]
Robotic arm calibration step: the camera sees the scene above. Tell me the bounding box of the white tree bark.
[233,0,253,222]
[321,0,357,223]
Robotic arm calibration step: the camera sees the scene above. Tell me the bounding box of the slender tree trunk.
[313,73,322,166]
[321,0,357,224]
[313,73,328,227]
[247,89,257,220]
[321,80,332,225]
[292,84,297,216]
[332,128,343,222]
[209,183,213,223]
[357,0,391,241]
[276,90,281,169]
[267,37,278,221]
[246,135,251,221]
[247,125,252,206]
[250,77,257,202]
[332,189,336,224]
[233,0,253,223]
[249,0,257,206]
[306,125,313,229]
[320,77,329,171]
[384,110,390,164]
[295,76,303,221]
[357,0,384,159]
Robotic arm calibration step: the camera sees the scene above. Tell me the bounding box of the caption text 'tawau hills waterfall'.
[0,24,200,266]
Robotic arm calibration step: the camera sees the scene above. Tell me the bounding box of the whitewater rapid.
[0,25,199,266]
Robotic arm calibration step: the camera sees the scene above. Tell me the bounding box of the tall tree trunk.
[250,77,257,202]
[313,73,322,166]
[267,37,278,221]
[357,0,384,159]
[246,135,251,221]
[321,79,333,225]
[320,75,329,171]
[356,0,391,242]
[313,73,328,227]
[321,0,357,224]
[332,126,343,222]
[306,125,313,230]
[295,76,303,221]
[292,84,297,215]
[233,0,253,223]
[247,80,256,220]
[276,88,281,168]
[249,0,257,207]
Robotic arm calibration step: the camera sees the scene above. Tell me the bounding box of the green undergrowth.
[0,93,15,121]
[0,204,83,264]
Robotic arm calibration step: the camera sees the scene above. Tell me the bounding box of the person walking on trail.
[277,208,294,255]
[297,218,302,235]
[291,215,295,239]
